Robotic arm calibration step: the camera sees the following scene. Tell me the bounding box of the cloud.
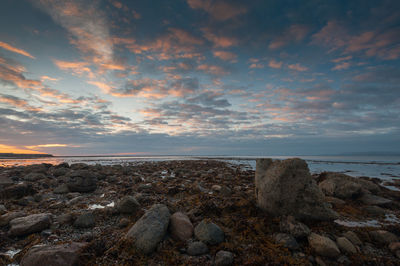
[187,0,247,21]
[202,27,238,48]
[288,63,308,71]
[332,62,350,71]
[0,41,35,59]
[213,50,237,61]
[40,75,58,82]
[197,64,229,75]
[187,91,231,107]
[0,144,44,154]
[249,63,264,69]
[269,24,309,49]
[268,59,282,69]
[0,94,41,112]
[53,60,94,77]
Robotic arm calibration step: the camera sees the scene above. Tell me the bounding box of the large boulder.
[255,158,338,221]
[9,213,52,236]
[126,204,170,254]
[279,216,311,239]
[169,212,194,241]
[308,233,341,258]
[194,220,225,245]
[369,230,399,245]
[66,170,97,193]
[20,242,86,266]
[0,183,36,199]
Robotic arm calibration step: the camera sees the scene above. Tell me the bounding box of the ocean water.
[0,155,399,182]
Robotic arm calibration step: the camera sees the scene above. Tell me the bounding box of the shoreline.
[1,159,400,264]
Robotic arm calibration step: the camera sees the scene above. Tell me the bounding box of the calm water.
[1,155,399,181]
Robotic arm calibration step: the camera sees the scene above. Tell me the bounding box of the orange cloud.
[249,63,264,69]
[40,75,58,82]
[53,60,93,77]
[268,59,283,69]
[197,64,229,75]
[332,62,350,71]
[25,144,68,149]
[0,41,35,59]
[202,28,237,48]
[187,0,247,21]
[213,50,237,61]
[0,144,45,154]
[269,24,309,49]
[0,94,41,111]
[288,63,308,72]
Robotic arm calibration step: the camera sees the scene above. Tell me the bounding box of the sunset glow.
[0,0,399,156]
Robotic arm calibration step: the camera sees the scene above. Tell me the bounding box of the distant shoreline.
[0,153,53,159]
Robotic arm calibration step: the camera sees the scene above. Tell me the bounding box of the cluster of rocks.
[0,158,399,265]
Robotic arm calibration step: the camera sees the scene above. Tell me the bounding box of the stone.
[211,185,222,191]
[343,231,362,246]
[279,215,311,238]
[73,212,95,228]
[187,241,209,256]
[389,242,400,253]
[308,233,341,258]
[169,212,194,241]
[0,183,36,199]
[336,237,357,254]
[116,196,140,214]
[0,204,6,214]
[194,220,225,245]
[369,230,399,245]
[220,186,232,196]
[363,205,385,216]
[325,196,345,207]
[23,172,46,181]
[215,250,234,266]
[53,184,69,194]
[118,218,130,228]
[20,242,86,266]
[57,213,73,225]
[255,158,338,221]
[9,213,52,236]
[67,170,97,193]
[53,167,69,177]
[126,204,170,254]
[274,233,300,250]
[359,194,392,206]
[318,175,362,199]
[0,211,26,227]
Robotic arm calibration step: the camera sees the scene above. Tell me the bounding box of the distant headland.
[0,153,53,159]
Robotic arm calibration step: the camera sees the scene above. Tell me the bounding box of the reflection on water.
[1,155,399,181]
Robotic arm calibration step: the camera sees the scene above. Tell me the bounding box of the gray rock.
[20,242,86,266]
[57,213,73,225]
[194,220,225,245]
[169,212,193,241]
[318,174,362,199]
[67,170,97,193]
[9,213,52,236]
[73,212,95,228]
[53,167,69,177]
[126,204,170,254]
[23,172,46,181]
[343,231,362,246]
[359,194,392,206]
[220,186,232,196]
[215,250,234,266]
[0,211,26,227]
[0,183,36,199]
[274,233,300,250]
[187,241,209,256]
[279,215,311,238]
[369,230,399,245]
[363,205,385,216]
[308,233,341,258]
[336,237,357,254]
[116,196,140,214]
[0,204,6,214]
[325,196,346,207]
[53,184,69,194]
[255,158,338,221]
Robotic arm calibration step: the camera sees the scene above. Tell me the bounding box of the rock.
[325,196,345,207]
[74,212,95,228]
[194,220,225,245]
[220,186,232,196]
[359,194,392,206]
[215,250,234,265]
[369,230,399,245]
[0,211,26,227]
[0,183,36,199]
[0,204,6,214]
[279,215,311,238]
[337,255,351,265]
[318,174,362,199]
[118,217,130,228]
[211,185,222,191]
[274,233,300,250]
[363,205,385,216]
[23,172,46,181]
[343,231,362,246]
[53,184,70,194]
[116,196,140,214]
[0,175,13,187]
[126,204,170,254]
[9,213,52,236]
[57,213,73,225]
[255,158,338,221]
[169,212,194,241]
[187,241,209,256]
[336,237,357,254]
[308,233,341,258]
[20,242,86,266]
[389,242,400,253]
[53,167,69,177]
[67,170,97,193]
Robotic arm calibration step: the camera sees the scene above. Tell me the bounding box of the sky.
[0,0,399,156]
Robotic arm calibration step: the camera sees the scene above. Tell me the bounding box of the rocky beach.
[1,158,400,265]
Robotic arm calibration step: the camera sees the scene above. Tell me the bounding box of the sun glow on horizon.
[0,144,46,154]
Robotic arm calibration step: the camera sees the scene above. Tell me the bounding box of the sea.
[1,155,399,183]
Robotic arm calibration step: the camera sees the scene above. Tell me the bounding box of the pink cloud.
[288,63,308,72]
[268,59,283,69]
[269,24,309,49]
[53,60,94,77]
[202,27,238,48]
[213,50,237,61]
[187,0,247,21]
[249,63,264,69]
[197,64,229,75]
[0,41,35,59]
[332,62,350,71]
